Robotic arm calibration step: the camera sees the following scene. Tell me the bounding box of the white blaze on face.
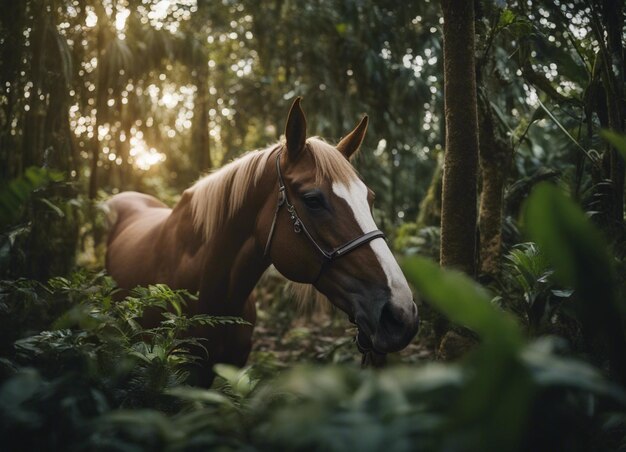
[332,179,414,308]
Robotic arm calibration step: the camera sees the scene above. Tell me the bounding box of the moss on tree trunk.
[417,153,443,228]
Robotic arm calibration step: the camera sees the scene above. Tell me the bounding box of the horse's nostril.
[379,302,405,331]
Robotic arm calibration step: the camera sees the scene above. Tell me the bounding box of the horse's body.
[106,99,419,384]
[106,185,262,376]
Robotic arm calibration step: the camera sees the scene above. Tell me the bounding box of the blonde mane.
[189,145,276,242]
[189,137,359,242]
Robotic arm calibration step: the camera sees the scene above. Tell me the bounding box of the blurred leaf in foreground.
[403,256,532,451]
[524,183,626,385]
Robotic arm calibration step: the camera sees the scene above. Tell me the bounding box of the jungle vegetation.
[1,0,626,450]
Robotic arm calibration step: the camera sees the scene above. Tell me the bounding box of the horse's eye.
[302,193,324,210]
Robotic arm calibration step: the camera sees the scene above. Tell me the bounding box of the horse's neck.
[171,181,270,316]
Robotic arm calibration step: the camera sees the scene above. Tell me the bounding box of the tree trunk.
[22,2,46,170]
[477,91,510,277]
[0,0,27,179]
[602,0,625,227]
[439,0,479,275]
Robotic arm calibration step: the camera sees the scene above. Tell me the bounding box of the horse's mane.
[189,137,358,242]
[189,144,275,242]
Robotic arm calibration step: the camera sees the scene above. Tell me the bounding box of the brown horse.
[106,98,419,383]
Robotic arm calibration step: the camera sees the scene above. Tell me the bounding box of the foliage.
[524,183,626,385]
[502,242,573,333]
[0,170,99,280]
[0,167,63,228]
[2,262,625,451]
[0,167,66,277]
[393,223,440,260]
[0,270,248,451]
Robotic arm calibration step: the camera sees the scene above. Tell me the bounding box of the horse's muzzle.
[369,300,419,353]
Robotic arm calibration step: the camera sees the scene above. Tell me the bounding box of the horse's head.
[260,98,419,353]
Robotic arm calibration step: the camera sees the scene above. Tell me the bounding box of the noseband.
[263,150,385,274]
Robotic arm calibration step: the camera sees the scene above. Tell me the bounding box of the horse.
[105,98,419,384]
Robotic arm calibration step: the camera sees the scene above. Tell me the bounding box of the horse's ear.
[337,115,368,160]
[285,97,307,160]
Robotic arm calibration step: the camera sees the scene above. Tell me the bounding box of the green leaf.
[499,9,516,27]
[401,260,532,451]
[523,183,616,307]
[523,339,626,405]
[166,386,234,406]
[38,198,65,218]
[601,129,626,160]
[0,167,63,227]
[214,364,257,397]
[402,256,522,350]
[537,98,594,162]
[524,183,626,383]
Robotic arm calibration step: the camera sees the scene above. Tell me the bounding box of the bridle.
[263,148,387,365]
[263,150,385,276]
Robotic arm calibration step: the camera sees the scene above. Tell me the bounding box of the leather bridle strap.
[263,150,385,267]
[330,230,387,258]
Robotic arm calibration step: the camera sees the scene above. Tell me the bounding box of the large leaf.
[402,257,533,451]
[402,256,522,350]
[524,183,626,384]
[523,183,618,313]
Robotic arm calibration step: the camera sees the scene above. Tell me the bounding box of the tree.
[594,0,625,229]
[474,5,513,279]
[439,0,479,275]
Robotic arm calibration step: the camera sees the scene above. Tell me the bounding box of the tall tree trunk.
[477,91,510,277]
[439,0,479,275]
[592,0,625,229]
[22,2,46,170]
[0,0,27,179]
[602,0,625,227]
[594,0,626,386]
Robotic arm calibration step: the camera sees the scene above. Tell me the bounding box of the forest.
[1,0,626,450]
